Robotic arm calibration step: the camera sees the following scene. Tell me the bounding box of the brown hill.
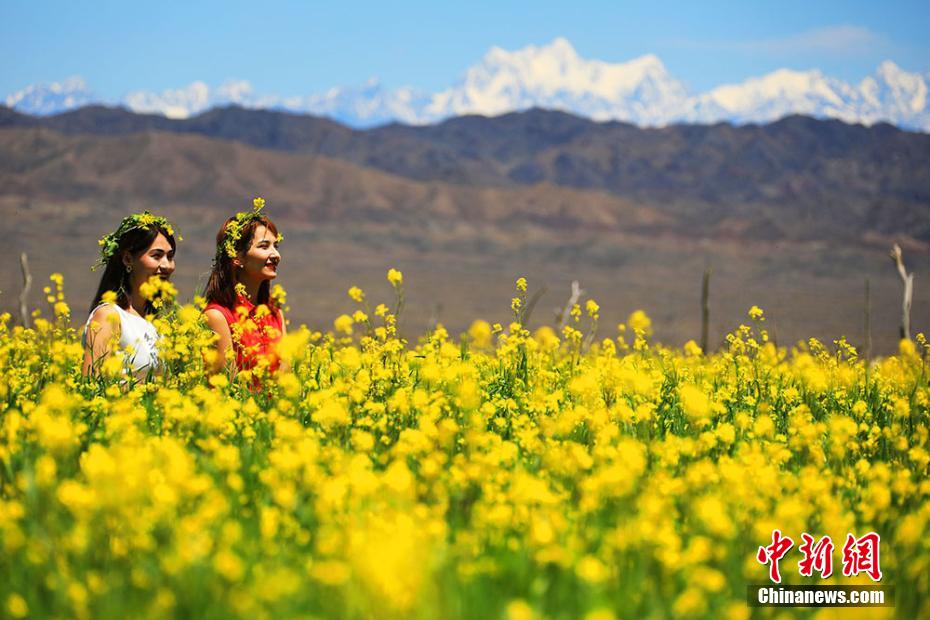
[0,127,672,233]
[4,106,930,243]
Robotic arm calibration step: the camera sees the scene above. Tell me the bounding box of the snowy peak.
[124,80,266,119]
[425,39,686,123]
[684,62,929,128]
[5,39,930,132]
[869,60,928,115]
[5,76,96,115]
[689,68,850,121]
[300,78,430,126]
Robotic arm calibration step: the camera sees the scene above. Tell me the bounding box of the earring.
[125,264,133,274]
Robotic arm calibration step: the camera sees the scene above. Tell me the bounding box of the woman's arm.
[82,305,119,376]
[204,308,233,374]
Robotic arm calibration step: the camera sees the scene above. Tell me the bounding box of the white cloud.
[751,25,883,56]
[668,25,885,57]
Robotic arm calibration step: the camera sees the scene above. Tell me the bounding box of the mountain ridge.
[2,107,929,245]
[6,39,930,131]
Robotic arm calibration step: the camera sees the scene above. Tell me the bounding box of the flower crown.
[218,197,281,259]
[96,211,179,271]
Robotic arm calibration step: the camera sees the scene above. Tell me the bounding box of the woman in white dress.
[82,212,179,377]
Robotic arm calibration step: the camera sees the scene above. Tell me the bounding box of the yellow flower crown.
[96,212,179,271]
[218,197,282,260]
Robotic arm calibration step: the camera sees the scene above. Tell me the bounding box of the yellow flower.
[570,303,582,322]
[585,299,599,319]
[53,301,70,319]
[679,384,712,423]
[348,286,365,302]
[505,599,535,620]
[387,268,403,286]
[271,284,287,306]
[6,595,27,619]
[139,275,177,309]
[576,555,608,584]
[334,314,354,335]
[468,320,492,348]
[683,340,703,356]
[627,309,652,335]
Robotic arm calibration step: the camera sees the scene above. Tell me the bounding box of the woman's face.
[126,232,175,289]
[238,225,281,281]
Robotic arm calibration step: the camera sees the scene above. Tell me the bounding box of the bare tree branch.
[890,244,914,341]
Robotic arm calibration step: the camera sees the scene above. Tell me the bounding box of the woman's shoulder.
[204,300,232,312]
[83,303,121,346]
[88,302,120,324]
[204,302,235,323]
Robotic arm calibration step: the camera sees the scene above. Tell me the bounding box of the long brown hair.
[203,215,279,309]
[90,225,177,315]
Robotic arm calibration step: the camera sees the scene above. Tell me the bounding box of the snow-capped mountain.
[4,76,97,116]
[858,61,930,127]
[5,39,930,132]
[299,78,431,126]
[423,38,689,125]
[680,64,930,129]
[119,77,430,126]
[123,80,280,119]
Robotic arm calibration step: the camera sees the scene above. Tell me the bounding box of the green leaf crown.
[218,197,281,260]
[96,212,179,271]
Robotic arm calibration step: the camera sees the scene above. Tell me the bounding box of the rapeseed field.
[0,272,927,619]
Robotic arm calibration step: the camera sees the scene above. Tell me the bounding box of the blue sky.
[2,0,928,97]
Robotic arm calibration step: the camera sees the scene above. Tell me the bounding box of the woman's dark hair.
[90,225,177,315]
[203,215,279,309]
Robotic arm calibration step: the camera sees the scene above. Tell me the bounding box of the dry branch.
[890,244,914,341]
[557,281,584,332]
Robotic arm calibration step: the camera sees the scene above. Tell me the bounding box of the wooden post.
[890,244,914,340]
[19,252,32,328]
[864,278,872,361]
[700,268,711,354]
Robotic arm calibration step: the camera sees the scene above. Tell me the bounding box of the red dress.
[205,295,283,373]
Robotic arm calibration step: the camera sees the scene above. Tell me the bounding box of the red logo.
[798,533,834,578]
[841,532,882,582]
[757,529,794,583]
[757,530,882,583]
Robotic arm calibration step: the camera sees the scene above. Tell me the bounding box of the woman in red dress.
[203,198,285,375]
